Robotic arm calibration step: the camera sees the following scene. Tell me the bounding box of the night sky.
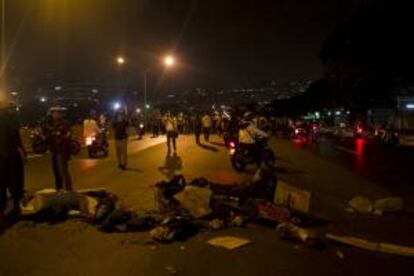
[6,0,366,89]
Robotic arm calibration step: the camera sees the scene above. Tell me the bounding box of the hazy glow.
[164,55,175,67]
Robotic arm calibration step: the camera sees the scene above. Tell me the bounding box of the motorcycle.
[375,129,400,146]
[231,138,275,172]
[86,129,109,158]
[30,129,81,155]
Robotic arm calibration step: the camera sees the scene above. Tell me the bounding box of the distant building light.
[327,112,332,116]
[11,91,18,96]
[346,110,351,115]
[335,111,341,116]
[40,97,47,103]
[113,102,121,110]
[92,89,99,94]
[406,104,414,109]
[145,104,150,109]
[136,108,141,113]
[55,86,62,91]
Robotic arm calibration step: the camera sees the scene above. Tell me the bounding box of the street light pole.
[1,0,6,95]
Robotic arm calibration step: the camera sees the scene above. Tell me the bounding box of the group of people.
[0,101,274,230]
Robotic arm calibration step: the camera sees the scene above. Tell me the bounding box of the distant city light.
[92,89,99,94]
[113,102,121,110]
[55,86,62,91]
[40,97,47,103]
[145,104,150,109]
[136,108,141,113]
[346,110,351,115]
[406,104,414,109]
[10,91,18,96]
[327,112,332,116]
[315,112,320,119]
[335,111,341,116]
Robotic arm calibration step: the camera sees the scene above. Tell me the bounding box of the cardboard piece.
[274,181,311,213]
[207,236,252,250]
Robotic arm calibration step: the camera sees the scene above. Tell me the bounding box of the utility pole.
[1,0,6,94]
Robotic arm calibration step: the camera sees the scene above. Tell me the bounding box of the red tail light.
[229,141,236,149]
[357,127,363,134]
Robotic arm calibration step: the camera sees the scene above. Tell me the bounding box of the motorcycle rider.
[83,112,100,144]
[238,112,269,164]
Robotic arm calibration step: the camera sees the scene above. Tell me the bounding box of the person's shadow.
[197,142,219,152]
[159,153,183,178]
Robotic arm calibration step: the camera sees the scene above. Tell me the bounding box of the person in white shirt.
[201,114,212,142]
[238,112,269,159]
[83,115,100,142]
[164,112,178,154]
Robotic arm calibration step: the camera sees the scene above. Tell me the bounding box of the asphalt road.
[1,134,413,276]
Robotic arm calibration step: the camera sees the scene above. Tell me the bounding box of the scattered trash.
[276,222,315,243]
[207,236,252,250]
[209,219,225,230]
[336,250,345,259]
[326,234,414,258]
[274,181,311,214]
[149,216,199,243]
[165,265,178,275]
[174,186,212,218]
[373,197,403,214]
[257,202,292,223]
[347,196,404,216]
[347,196,373,215]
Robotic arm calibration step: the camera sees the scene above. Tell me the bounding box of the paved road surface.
[1,134,413,276]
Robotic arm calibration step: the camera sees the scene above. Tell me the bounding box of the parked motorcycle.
[231,138,275,172]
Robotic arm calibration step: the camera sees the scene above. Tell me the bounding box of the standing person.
[164,112,178,154]
[48,107,73,191]
[0,102,26,227]
[202,113,212,142]
[112,110,129,170]
[193,113,202,144]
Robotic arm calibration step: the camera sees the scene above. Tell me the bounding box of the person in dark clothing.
[47,107,73,191]
[193,114,202,144]
[112,110,129,170]
[0,102,26,226]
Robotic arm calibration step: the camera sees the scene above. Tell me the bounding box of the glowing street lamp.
[117,56,125,65]
[163,55,175,68]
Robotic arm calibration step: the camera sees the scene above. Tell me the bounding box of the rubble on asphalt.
[346,196,404,216]
[17,170,412,257]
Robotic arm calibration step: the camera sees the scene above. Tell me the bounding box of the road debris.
[326,234,414,258]
[207,236,252,250]
[174,186,212,218]
[346,196,404,215]
[274,181,311,213]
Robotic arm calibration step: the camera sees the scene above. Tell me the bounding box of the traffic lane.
[24,136,166,193]
[2,220,413,276]
[305,136,414,199]
[268,138,414,246]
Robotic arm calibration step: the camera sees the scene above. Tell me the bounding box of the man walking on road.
[0,102,26,228]
[202,113,212,142]
[164,112,178,154]
[112,110,129,170]
[193,113,202,144]
[48,107,73,191]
